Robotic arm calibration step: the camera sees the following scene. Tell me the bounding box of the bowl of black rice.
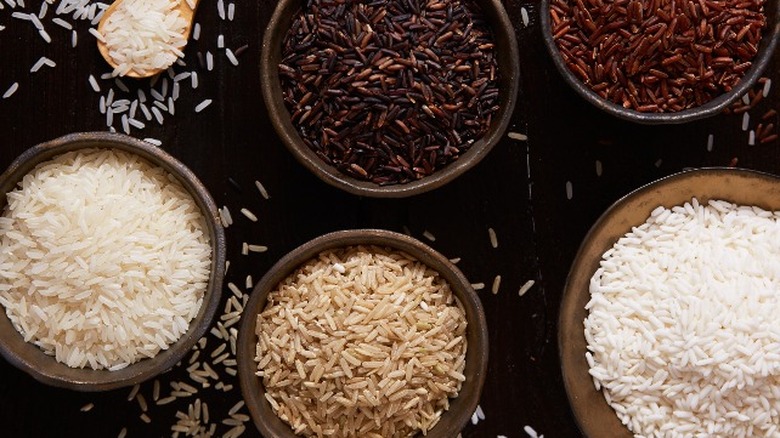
[260,0,520,197]
[541,0,780,124]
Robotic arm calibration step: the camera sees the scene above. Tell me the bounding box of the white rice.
[518,279,535,297]
[254,180,269,199]
[52,17,72,29]
[3,82,19,99]
[491,274,501,294]
[471,404,485,425]
[195,98,212,113]
[98,0,187,77]
[0,149,211,370]
[247,244,266,253]
[586,198,780,437]
[225,48,238,66]
[239,207,257,222]
[206,51,213,71]
[488,227,498,248]
[507,131,528,141]
[38,28,51,42]
[256,246,468,437]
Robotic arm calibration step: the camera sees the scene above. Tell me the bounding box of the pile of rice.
[99,0,188,77]
[0,148,211,370]
[255,246,468,437]
[586,198,780,437]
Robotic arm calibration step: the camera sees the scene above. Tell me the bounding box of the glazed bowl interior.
[0,132,226,391]
[540,0,780,124]
[260,0,520,197]
[237,229,488,437]
[560,168,780,437]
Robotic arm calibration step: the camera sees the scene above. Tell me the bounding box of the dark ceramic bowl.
[541,0,780,124]
[260,0,520,197]
[0,132,226,391]
[237,229,488,437]
[560,168,780,436]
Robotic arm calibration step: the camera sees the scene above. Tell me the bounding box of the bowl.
[0,132,226,391]
[540,0,780,124]
[559,167,780,437]
[260,0,520,198]
[237,229,488,437]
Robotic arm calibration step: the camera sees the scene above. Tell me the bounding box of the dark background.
[0,0,777,437]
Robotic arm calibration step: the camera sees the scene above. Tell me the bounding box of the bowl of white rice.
[0,132,225,391]
[561,168,780,437]
[237,229,488,438]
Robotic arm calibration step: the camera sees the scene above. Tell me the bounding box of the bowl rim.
[0,132,226,391]
[260,0,521,197]
[237,228,489,437]
[559,167,780,437]
[539,0,780,124]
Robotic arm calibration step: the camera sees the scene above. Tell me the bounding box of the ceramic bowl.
[260,0,520,197]
[0,132,226,391]
[237,229,488,437]
[540,1,780,124]
[560,167,780,436]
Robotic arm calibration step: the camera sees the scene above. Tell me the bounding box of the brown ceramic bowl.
[560,167,780,436]
[237,229,488,437]
[540,0,780,124]
[260,0,520,198]
[0,132,226,391]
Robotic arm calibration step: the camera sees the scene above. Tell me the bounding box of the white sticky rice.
[586,198,780,437]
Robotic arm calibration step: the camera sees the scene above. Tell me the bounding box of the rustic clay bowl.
[260,0,520,197]
[237,229,488,437]
[560,167,780,436]
[0,132,226,391]
[540,0,780,124]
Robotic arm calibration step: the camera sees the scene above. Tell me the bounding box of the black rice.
[279,0,500,185]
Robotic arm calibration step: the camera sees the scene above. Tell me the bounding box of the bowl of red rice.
[541,0,780,124]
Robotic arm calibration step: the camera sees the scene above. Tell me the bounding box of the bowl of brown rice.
[0,132,226,391]
[561,168,780,437]
[237,229,488,437]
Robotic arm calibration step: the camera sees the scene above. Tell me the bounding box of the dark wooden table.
[0,1,777,437]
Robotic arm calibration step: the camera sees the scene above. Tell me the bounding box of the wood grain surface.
[0,0,777,437]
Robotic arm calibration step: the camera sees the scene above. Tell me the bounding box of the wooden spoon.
[97,0,200,79]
